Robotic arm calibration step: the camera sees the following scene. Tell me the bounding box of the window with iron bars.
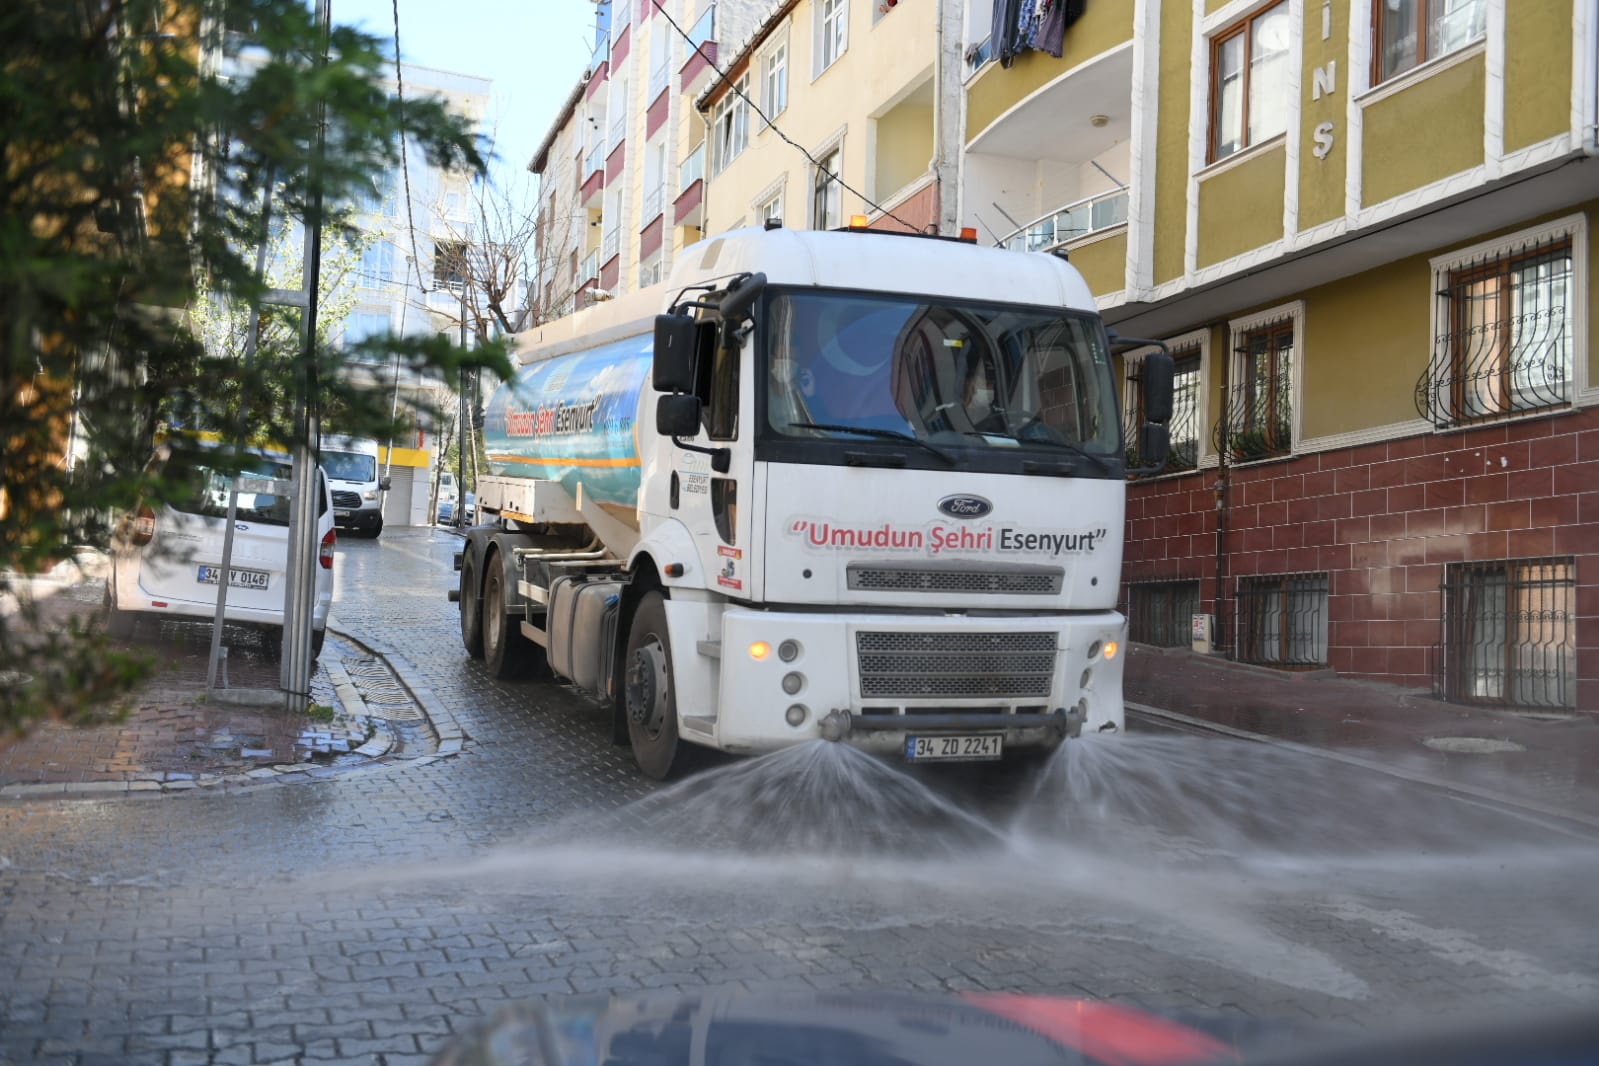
[1414,234,1574,429]
[1440,558,1576,709]
[1126,348,1200,476]
[1127,581,1201,648]
[1235,572,1327,667]
[1216,319,1293,463]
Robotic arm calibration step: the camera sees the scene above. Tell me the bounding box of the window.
[344,311,391,357]
[608,77,629,151]
[1209,1,1290,162]
[1374,0,1486,83]
[761,39,788,119]
[1126,344,1201,474]
[433,239,467,290]
[759,192,784,226]
[642,138,666,221]
[358,240,395,290]
[1127,581,1202,648]
[639,252,663,287]
[1442,558,1576,708]
[1236,573,1328,667]
[1222,318,1293,462]
[358,169,397,217]
[815,0,848,75]
[710,79,749,175]
[811,148,841,230]
[648,23,670,100]
[1418,232,1575,428]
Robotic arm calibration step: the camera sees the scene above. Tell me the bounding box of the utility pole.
[280,0,332,708]
[456,289,467,526]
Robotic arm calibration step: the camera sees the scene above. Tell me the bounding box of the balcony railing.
[609,111,627,151]
[642,184,663,222]
[602,226,620,261]
[583,142,605,180]
[679,143,704,193]
[590,35,609,74]
[1125,355,1200,477]
[581,250,598,283]
[687,4,715,51]
[1000,188,1128,253]
[612,0,630,34]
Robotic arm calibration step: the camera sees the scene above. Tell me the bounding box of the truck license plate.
[334,510,351,519]
[197,565,270,590]
[905,735,1003,762]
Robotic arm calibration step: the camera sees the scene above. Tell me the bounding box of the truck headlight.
[362,491,378,501]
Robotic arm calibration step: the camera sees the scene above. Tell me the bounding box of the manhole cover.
[1422,736,1525,755]
[343,656,423,722]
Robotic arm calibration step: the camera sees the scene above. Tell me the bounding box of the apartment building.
[695,0,962,239]
[341,62,491,526]
[961,0,1599,710]
[530,0,766,314]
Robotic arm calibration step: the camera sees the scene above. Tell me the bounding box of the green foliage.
[0,0,513,735]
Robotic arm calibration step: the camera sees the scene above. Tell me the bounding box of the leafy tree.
[0,0,511,736]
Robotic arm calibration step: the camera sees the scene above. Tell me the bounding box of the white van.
[320,435,388,538]
[436,470,458,522]
[105,443,336,657]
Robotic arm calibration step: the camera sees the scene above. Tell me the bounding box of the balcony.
[579,143,605,208]
[680,4,717,93]
[580,250,599,285]
[675,144,705,229]
[608,111,627,153]
[642,183,663,224]
[602,226,621,262]
[999,189,1128,254]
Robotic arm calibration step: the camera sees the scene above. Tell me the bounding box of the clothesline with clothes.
[986,0,1086,68]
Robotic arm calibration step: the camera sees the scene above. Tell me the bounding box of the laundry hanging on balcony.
[992,0,1086,67]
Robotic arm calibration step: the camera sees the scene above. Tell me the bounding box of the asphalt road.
[2,527,1596,1064]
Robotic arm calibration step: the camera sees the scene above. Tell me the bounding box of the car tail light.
[319,528,336,569]
[131,506,156,546]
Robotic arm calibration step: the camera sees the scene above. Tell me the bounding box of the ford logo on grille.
[937,494,992,519]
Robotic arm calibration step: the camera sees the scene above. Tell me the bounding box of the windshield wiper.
[976,427,1117,473]
[788,421,956,464]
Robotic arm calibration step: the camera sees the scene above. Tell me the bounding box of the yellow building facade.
[963,0,1599,711]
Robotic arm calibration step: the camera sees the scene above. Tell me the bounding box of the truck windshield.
[763,290,1120,459]
[321,451,377,482]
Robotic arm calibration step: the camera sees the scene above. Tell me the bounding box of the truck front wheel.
[624,591,689,780]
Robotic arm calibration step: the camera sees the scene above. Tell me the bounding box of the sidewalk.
[0,563,423,796]
[1123,643,1599,825]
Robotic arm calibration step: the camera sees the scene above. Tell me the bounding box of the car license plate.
[197,565,270,590]
[334,510,351,519]
[905,734,1003,762]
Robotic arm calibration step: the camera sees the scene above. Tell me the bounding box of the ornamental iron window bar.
[1126,349,1200,476]
[1127,580,1202,648]
[1213,320,1292,463]
[1439,558,1576,709]
[1235,572,1328,668]
[1414,236,1573,429]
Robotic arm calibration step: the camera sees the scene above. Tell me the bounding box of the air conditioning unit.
[1190,613,1215,655]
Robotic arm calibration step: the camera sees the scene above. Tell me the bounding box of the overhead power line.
[390,0,435,295]
[651,3,921,235]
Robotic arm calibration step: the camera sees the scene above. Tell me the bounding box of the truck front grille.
[855,631,1057,700]
[847,564,1062,595]
[332,490,362,509]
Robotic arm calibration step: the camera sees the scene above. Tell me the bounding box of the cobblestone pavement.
[2,528,1596,1065]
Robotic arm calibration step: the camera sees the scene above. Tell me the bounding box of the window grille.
[1440,558,1576,708]
[1235,573,1328,667]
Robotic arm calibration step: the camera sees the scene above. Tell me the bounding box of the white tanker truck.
[453,222,1174,779]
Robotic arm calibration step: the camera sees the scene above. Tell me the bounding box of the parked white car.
[105,443,336,657]
[436,470,458,523]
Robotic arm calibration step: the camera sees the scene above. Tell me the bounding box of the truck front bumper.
[691,606,1126,757]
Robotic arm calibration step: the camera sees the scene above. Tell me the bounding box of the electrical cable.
[389,0,435,295]
[650,3,921,234]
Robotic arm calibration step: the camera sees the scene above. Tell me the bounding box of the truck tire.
[459,554,484,659]
[482,558,543,679]
[623,591,691,780]
[365,516,383,539]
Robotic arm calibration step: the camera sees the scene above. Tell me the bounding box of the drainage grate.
[343,656,423,721]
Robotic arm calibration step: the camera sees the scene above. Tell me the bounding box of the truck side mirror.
[718,272,767,323]
[653,314,698,393]
[379,476,391,492]
[1137,422,1171,471]
[1140,349,1175,425]
[656,394,703,438]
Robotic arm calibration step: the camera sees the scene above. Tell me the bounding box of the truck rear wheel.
[482,559,543,679]
[459,554,484,659]
[624,591,690,780]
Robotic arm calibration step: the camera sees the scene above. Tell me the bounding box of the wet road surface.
[2,528,1596,1064]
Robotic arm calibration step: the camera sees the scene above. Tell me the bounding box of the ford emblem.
[937,494,992,519]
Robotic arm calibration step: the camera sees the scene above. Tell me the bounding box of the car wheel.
[365,516,383,539]
[311,627,326,659]
[624,590,694,780]
[103,585,136,640]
